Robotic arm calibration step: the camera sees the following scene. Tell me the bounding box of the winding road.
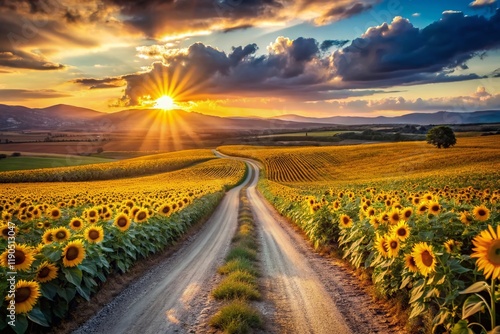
[75,152,398,334]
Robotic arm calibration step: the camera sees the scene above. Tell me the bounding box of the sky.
[0,0,499,118]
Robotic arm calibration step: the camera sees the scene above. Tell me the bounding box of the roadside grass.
[0,155,114,171]
[210,186,263,333]
[209,300,262,334]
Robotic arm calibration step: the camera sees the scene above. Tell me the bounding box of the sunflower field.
[0,157,245,333]
[0,149,216,183]
[219,135,500,333]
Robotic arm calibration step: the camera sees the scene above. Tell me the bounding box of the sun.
[154,95,175,110]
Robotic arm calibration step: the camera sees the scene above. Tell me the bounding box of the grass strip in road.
[209,186,263,333]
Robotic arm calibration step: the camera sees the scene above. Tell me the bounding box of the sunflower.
[114,212,131,232]
[84,226,104,243]
[62,240,86,267]
[0,223,17,240]
[85,208,99,223]
[386,235,401,258]
[460,211,473,225]
[6,280,41,314]
[428,201,441,215]
[416,203,428,215]
[365,206,376,217]
[379,212,390,225]
[48,207,61,220]
[42,228,56,244]
[53,227,71,242]
[339,214,353,228]
[35,261,58,283]
[375,234,389,258]
[388,208,401,225]
[444,239,462,254]
[411,242,436,277]
[473,205,491,222]
[0,244,34,271]
[405,254,418,273]
[391,221,410,241]
[401,207,413,221]
[134,209,149,223]
[158,203,172,216]
[369,216,380,228]
[412,197,421,205]
[69,217,84,231]
[471,225,500,280]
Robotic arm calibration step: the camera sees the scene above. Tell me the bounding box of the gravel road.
[74,164,254,334]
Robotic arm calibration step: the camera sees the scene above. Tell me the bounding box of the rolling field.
[0,154,115,172]
[0,152,245,332]
[219,135,500,332]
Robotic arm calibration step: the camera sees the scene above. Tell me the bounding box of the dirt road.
[76,153,398,334]
[74,164,254,334]
[221,154,399,334]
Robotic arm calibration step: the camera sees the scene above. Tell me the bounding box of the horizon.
[1,0,500,118]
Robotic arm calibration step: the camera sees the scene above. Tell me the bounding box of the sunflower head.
[386,235,400,258]
[53,227,71,242]
[375,234,390,258]
[35,261,58,283]
[69,217,84,230]
[411,242,436,277]
[114,212,131,232]
[428,201,441,216]
[84,226,104,243]
[391,221,410,241]
[62,239,86,267]
[405,254,418,273]
[473,205,491,222]
[460,211,474,225]
[42,228,56,244]
[338,214,353,228]
[6,280,41,314]
[471,225,500,280]
[48,207,61,220]
[388,208,401,225]
[1,244,34,271]
[1,223,17,240]
[417,204,428,215]
[134,209,149,223]
[158,203,171,216]
[401,207,413,221]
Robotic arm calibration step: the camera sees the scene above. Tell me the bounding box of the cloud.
[72,77,126,89]
[0,89,71,100]
[0,50,65,70]
[319,39,349,51]
[102,0,378,39]
[332,10,500,85]
[469,0,497,8]
[84,10,500,107]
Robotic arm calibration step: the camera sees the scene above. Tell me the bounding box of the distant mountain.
[0,104,324,132]
[1,104,499,132]
[272,110,500,125]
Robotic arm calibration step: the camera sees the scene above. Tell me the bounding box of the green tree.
[426,126,457,148]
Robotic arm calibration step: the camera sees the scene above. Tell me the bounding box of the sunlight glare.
[154,95,175,110]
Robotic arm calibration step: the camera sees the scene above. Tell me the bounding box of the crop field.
[0,152,245,332]
[219,135,500,332]
[0,154,115,172]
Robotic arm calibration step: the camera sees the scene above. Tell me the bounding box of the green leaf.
[460,281,489,294]
[451,320,473,334]
[11,314,28,334]
[63,267,83,286]
[40,282,58,301]
[76,285,91,301]
[462,294,485,319]
[79,263,96,276]
[449,259,471,275]
[45,248,63,262]
[117,260,127,273]
[28,307,50,327]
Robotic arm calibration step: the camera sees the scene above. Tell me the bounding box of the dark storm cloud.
[319,39,349,51]
[72,77,126,89]
[0,50,65,70]
[0,89,71,100]
[333,10,500,83]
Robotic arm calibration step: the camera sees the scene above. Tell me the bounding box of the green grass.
[212,278,261,300]
[226,246,257,262]
[209,300,262,334]
[218,258,258,276]
[0,155,115,172]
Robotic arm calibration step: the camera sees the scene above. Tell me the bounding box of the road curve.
[74,162,254,334]
[218,151,398,334]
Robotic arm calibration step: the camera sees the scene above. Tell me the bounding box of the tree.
[426,126,457,148]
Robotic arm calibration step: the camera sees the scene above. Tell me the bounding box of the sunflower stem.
[492,277,496,330]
